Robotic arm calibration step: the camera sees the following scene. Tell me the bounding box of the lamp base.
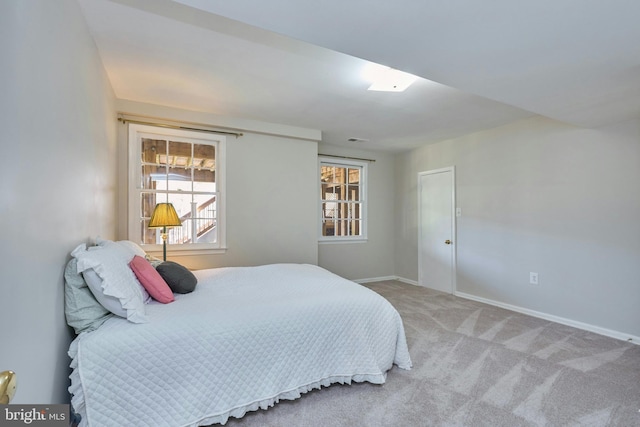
[161,226,168,261]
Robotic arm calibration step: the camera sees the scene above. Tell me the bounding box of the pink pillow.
[129,256,174,304]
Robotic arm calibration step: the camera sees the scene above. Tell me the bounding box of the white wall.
[0,0,117,403]
[115,101,319,270]
[395,116,640,338]
[317,144,396,281]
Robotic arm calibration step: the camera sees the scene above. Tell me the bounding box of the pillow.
[114,240,147,258]
[64,253,113,334]
[96,238,151,303]
[156,261,198,294]
[145,254,164,268]
[82,269,128,318]
[129,256,174,304]
[73,241,148,323]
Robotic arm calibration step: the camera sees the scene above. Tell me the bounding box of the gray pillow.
[64,258,113,334]
[156,261,197,294]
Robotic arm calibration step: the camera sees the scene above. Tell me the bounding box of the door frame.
[417,166,457,293]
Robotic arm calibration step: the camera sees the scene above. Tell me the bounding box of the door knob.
[445,240,452,245]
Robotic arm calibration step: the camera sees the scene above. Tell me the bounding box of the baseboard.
[395,276,419,286]
[455,291,640,345]
[353,276,397,284]
[354,276,420,286]
[355,276,639,344]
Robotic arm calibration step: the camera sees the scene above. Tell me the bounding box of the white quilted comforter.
[69,264,412,426]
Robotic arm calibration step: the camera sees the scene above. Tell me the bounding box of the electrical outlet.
[529,272,539,285]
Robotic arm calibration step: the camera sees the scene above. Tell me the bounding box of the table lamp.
[148,203,182,261]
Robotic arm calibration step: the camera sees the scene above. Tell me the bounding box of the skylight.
[362,63,418,92]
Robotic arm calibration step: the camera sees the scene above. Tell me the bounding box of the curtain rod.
[118,117,243,138]
[318,153,376,162]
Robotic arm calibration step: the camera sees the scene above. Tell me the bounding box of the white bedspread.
[69,264,412,426]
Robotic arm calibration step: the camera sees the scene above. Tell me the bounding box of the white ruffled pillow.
[97,238,151,303]
[72,241,148,324]
[97,237,146,257]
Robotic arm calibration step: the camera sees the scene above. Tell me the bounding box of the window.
[128,124,225,253]
[319,157,367,242]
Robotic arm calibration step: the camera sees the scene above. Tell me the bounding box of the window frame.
[318,157,368,243]
[127,124,226,255]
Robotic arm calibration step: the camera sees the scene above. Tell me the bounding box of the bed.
[65,240,412,426]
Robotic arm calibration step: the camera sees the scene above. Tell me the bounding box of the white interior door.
[418,167,456,293]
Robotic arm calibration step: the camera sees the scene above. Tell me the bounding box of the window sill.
[144,247,228,257]
[318,238,368,245]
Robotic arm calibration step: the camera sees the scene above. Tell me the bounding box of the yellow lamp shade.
[149,203,182,228]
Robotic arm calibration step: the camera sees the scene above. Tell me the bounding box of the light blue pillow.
[64,254,113,334]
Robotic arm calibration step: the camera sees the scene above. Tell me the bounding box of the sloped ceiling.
[79,0,640,151]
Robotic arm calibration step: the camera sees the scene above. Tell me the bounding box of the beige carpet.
[223,280,640,427]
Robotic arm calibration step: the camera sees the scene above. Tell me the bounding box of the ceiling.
[78,0,640,152]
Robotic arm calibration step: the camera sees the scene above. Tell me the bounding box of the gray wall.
[317,144,396,281]
[0,0,117,403]
[395,116,640,337]
[115,101,319,270]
